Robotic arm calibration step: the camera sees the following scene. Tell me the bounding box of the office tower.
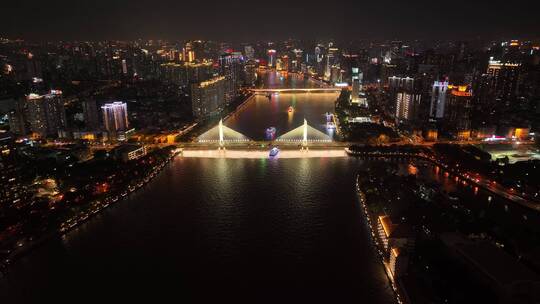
[276,58,284,71]
[122,59,128,75]
[429,81,449,119]
[25,52,42,80]
[25,90,66,138]
[278,55,289,72]
[351,68,362,103]
[324,46,339,81]
[341,53,360,82]
[267,50,277,68]
[219,52,243,104]
[101,102,129,134]
[184,42,196,62]
[244,61,257,86]
[330,66,342,83]
[191,76,226,118]
[486,58,521,106]
[445,85,473,133]
[8,98,28,135]
[82,98,100,131]
[292,49,303,72]
[244,46,255,60]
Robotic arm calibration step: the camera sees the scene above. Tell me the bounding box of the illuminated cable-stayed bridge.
[196,119,333,148]
[250,88,341,93]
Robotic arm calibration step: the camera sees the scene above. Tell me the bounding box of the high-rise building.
[396,92,422,122]
[244,46,255,60]
[101,102,129,134]
[25,90,66,138]
[191,76,226,118]
[82,98,100,131]
[219,52,244,103]
[330,65,342,84]
[292,49,303,72]
[267,50,277,68]
[324,47,339,81]
[244,61,257,87]
[486,58,522,106]
[184,42,196,62]
[351,68,362,103]
[430,81,449,119]
[445,85,473,133]
[8,98,28,135]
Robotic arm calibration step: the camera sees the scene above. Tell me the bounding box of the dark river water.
[0,158,395,303]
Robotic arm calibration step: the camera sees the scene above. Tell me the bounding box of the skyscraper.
[244,46,255,60]
[244,61,257,87]
[486,58,521,106]
[8,98,28,135]
[191,76,226,118]
[396,92,422,122]
[101,102,129,134]
[445,85,473,134]
[324,46,339,81]
[430,81,449,119]
[82,98,100,131]
[25,90,66,138]
[351,68,362,103]
[219,52,243,104]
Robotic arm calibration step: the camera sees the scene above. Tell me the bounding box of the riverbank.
[346,147,540,213]
[0,148,181,278]
[356,176,407,304]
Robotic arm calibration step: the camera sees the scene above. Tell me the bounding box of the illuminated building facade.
[101,102,129,134]
[219,52,243,104]
[429,81,449,119]
[25,90,66,137]
[351,68,362,104]
[191,76,226,118]
[444,85,473,135]
[244,45,255,60]
[377,215,414,278]
[160,61,213,87]
[244,61,257,87]
[396,92,422,122]
[486,59,521,106]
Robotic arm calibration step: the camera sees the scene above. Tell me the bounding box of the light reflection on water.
[226,71,338,140]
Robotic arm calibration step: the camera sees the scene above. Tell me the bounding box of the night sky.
[2,0,540,41]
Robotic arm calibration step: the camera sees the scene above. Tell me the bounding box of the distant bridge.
[250,88,342,93]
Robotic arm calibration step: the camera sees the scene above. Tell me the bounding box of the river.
[0,72,396,303]
[0,157,396,303]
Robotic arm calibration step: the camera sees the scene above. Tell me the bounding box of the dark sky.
[2,0,540,41]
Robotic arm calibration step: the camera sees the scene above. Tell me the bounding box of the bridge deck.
[250,88,341,93]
